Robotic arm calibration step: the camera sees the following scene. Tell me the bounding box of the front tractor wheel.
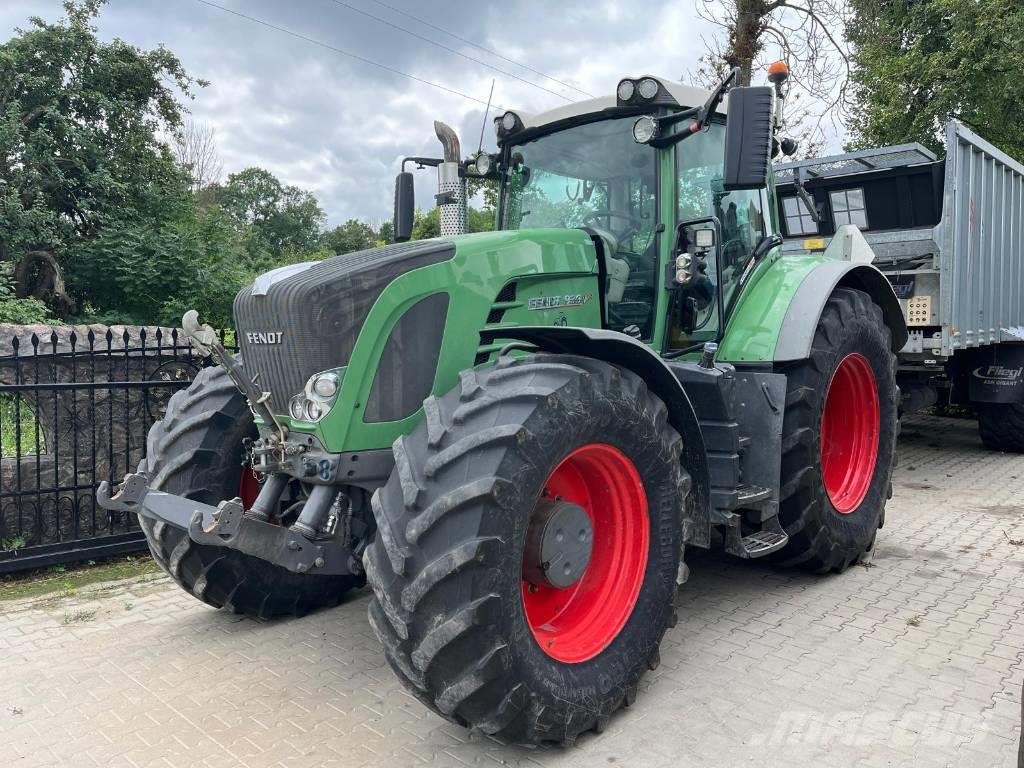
[364,355,690,745]
[774,287,899,573]
[140,364,362,617]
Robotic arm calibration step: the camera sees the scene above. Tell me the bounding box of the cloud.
[1,0,836,226]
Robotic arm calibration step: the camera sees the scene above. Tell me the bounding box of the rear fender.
[479,326,711,548]
[718,255,908,363]
[774,262,909,361]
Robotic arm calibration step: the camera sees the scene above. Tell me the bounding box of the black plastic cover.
[364,292,449,423]
[234,240,454,413]
[723,86,774,191]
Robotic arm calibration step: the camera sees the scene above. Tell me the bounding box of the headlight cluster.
[616,76,666,106]
[493,110,524,139]
[289,370,342,423]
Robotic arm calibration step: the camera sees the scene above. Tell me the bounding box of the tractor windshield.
[501,116,659,336]
[501,118,657,253]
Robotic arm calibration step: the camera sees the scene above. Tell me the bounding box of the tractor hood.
[234,240,455,414]
[233,228,600,450]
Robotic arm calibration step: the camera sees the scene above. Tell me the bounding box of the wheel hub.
[522,498,593,589]
[821,352,880,513]
[521,443,649,664]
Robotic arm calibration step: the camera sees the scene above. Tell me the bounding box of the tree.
[846,0,1024,158]
[692,0,849,153]
[220,167,325,263]
[173,121,224,193]
[0,0,203,314]
[321,219,376,255]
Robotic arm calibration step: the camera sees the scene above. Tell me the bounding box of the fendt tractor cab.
[99,65,907,746]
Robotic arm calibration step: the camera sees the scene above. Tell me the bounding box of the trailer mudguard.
[968,343,1024,404]
[478,326,712,547]
[718,256,908,363]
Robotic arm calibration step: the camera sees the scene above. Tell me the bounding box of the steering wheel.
[582,210,644,241]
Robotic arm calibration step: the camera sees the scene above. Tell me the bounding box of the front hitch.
[97,474,360,576]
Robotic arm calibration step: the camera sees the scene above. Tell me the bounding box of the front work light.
[637,78,659,100]
[633,116,659,144]
[501,112,517,131]
[475,152,493,175]
[695,229,716,249]
[617,79,635,101]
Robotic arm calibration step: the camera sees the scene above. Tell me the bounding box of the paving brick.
[1,413,1021,767]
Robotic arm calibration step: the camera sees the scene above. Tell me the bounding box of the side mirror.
[393,172,415,243]
[722,86,774,191]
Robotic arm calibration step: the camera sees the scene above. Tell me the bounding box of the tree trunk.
[727,0,769,86]
[14,250,76,315]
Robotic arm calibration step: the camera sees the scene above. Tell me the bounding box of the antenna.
[477,79,495,157]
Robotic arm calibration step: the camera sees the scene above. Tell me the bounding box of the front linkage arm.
[96,473,360,576]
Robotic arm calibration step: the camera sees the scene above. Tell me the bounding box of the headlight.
[289,396,305,420]
[637,77,659,100]
[632,116,659,144]
[304,400,323,421]
[311,372,339,399]
[475,152,492,175]
[616,79,635,102]
[501,111,517,131]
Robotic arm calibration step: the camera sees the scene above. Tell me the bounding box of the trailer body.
[775,122,1024,420]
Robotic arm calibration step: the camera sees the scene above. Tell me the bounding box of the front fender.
[479,326,711,547]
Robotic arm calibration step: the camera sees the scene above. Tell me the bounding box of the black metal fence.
[0,325,233,574]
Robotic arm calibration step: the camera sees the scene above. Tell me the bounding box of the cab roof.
[511,77,722,134]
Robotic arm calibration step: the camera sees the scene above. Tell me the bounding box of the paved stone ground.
[1,413,1022,768]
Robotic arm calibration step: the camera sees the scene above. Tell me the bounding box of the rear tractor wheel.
[774,287,899,573]
[140,364,363,617]
[364,354,691,745]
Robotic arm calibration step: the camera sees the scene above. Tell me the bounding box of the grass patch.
[1,534,28,552]
[62,608,97,624]
[0,554,161,602]
[0,393,46,457]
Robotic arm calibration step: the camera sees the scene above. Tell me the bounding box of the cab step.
[724,517,789,559]
[735,530,788,557]
[736,483,773,508]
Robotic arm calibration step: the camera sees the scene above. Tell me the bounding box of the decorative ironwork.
[0,326,236,573]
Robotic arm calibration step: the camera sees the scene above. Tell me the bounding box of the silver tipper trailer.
[775,121,1024,451]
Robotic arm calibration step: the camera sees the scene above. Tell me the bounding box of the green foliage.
[321,219,377,254]
[0,0,202,266]
[69,205,249,327]
[847,0,1024,157]
[0,265,53,323]
[220,167,325,265]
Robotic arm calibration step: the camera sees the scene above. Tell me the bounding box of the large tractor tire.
[139,364,361,617]
[976,403,1024,453]
[364,354,690,745]
[773,287,899,573]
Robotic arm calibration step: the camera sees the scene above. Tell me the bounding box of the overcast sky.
[2,0,838,228]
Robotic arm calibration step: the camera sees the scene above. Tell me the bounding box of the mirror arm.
[401,156,442,172]
[793,166,822,224]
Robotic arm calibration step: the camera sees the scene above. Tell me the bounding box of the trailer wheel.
[773,288,898,573]
[364,354,689,745]
[976,403,1024,453]
[139,364,362,617]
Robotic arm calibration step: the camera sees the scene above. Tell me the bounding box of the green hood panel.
[305,229,602,452]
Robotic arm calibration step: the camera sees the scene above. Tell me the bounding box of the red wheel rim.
[821,353,880,514]
[521,444,649,663]
[239,467,260,509]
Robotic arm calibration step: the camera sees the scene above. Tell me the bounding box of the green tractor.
[98,65,907,746]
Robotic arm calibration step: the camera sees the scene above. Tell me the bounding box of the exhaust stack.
[434,121,467,237]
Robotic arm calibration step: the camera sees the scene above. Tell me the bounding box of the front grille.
[234,240,455,413]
